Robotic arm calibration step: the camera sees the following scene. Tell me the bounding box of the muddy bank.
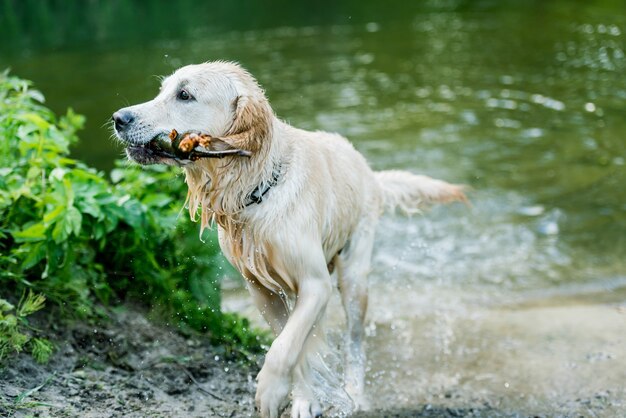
[0,306,476,418]
[2,295,625,418]
[0,306,517,418]
[0,307,259,418]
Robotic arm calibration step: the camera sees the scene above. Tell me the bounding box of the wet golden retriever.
[113,61,466,418]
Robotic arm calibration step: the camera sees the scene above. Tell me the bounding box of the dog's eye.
[177,89,192,101]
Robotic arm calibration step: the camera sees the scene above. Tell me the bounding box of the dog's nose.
[112,110,134,131]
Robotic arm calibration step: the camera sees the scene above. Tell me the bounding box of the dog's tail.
[375,170,468,215]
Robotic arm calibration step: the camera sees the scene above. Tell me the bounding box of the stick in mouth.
[141,129,252,162]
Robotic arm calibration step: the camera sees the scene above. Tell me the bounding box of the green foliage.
[0,291,51,363]
[0,71,268,363]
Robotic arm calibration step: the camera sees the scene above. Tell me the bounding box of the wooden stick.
[188,148,252,160]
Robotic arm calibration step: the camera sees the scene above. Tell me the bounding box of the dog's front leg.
[256,271,331,418]
[247,281,322,418]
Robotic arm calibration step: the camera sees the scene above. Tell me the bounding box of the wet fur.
[114,61,466,418]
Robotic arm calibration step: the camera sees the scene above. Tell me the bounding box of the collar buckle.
[244,164,282,207]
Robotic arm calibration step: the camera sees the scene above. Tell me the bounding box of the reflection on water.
[2,0,625,415]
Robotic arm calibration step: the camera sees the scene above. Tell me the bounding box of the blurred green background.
[2,0,623,286]
[1,0,625,315]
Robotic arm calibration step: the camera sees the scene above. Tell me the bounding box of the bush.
[0,71,266,363]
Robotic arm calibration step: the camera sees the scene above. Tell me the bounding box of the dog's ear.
[221,95,273,152]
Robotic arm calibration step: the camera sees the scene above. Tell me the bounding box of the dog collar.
[244,164,282,207]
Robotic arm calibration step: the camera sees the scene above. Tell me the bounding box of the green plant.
[0,71,268,363]
[0,291,53,363]
[0,374,56,413]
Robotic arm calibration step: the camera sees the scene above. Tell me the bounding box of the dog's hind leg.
[337,221,376,410]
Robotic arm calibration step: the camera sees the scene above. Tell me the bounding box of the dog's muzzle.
[125,142,175,165]
[112,109,176,165]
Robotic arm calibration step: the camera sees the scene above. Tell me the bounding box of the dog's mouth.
[132,135,176,157]
[125,134,178,165]
[125,132,253,166]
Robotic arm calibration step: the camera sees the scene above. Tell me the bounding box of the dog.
[113,61,466,418]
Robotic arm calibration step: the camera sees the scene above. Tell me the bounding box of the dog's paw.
[256,367,291,418]
[291,396,323,418]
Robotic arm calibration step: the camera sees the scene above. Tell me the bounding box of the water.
[2,0,625,415]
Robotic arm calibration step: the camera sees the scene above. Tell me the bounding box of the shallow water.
[2,0,625,415]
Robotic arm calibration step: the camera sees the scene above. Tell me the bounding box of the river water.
[2,1,625,416]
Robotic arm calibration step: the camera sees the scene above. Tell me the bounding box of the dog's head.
[112,61,272,165]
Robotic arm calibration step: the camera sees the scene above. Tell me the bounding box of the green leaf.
[118,199,144,229]
[0,315,18,328]
[142,193,173,208]
[51,215,69,243]
[0,299,15,313]
[28,89,45,104]
[75,196,102,219]
[93,222,106,240]
[22,242,47,270]
[30,338,53,364]
[13,223,47,242]
[49,167,66,181]
[15,375,53,404]
[18,113,50,130]
[17,291,46,317]
[43,205,65,224]
[110,168,125,184]
[66,206,82,236]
